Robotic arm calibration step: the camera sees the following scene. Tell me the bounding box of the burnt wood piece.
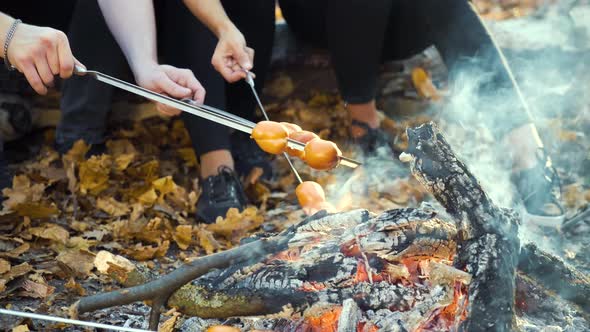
[404,122,520,332]
[518,243,590,312]
[167,208,453,318]
[515,273,590,329]
[74,210,333,330]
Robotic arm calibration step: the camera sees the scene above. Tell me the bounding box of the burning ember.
[166,208,471,331]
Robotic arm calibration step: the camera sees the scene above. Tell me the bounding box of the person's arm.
[97,0,206,115]
[0,11,80,95]
[182,0,254,82]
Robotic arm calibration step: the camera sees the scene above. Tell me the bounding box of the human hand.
[134,63,206,116]
[211,25,254,83]
[6,23,83,95]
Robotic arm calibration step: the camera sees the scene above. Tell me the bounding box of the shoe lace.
[207,166,243,203]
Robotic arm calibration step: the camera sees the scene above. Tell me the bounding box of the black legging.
[58,0,275,157]
[279,0,530,133]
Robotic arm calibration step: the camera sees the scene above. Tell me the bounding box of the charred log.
[518,242,590,312]
[515,273,590,329]
[403,122,520,332]
[74,211,334,329]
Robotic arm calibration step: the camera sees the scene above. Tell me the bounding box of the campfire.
[72,123,589,332]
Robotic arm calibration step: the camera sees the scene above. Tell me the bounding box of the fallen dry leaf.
[28,224,69,243]
[173,225,193,250]
[1,262,33,282]
[19,279,55,299]
[127,160,160,183]
[94,250,135,275]
[0,242,30,259]
[11,325,30,332]
[122,241,170,261]
[158,312,180,332]
[265,74,294,99]
[114,154,135,172]
[138,188,158,206]
[56,249,95,278]
[2,175,47,211]
[207,207,264,242]
[194,226,222,255]
[0,259,10,274]
[176,148,198,168]
[13,202,58,219]
[79,155,112,195]
[63,140,90,164]
[65,277,86,296]
[97,197,130,217]
[411,67,441,101]
[153,176,176,196]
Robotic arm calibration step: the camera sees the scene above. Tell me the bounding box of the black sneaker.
[231,132,274,180]
[512,149,565,227]
[195,166,248,224]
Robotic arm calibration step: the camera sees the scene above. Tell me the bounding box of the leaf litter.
[1,2,589,329]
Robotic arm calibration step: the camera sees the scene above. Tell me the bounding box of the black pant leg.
[280,0,393,104]
[278,0,327,46]
[221,0,276,121]
[57,0,129,147]
[326,0,393,104]
[159,0,230,157]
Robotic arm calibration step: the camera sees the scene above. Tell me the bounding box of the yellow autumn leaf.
[138,188,158,206]
[153,176,176,196]
[2,175,46,211]
[173,225,193,250]
[158,312,180,332]
[20,279,55,299]
[97,197,130,217]
[0,259,10,274]
[56,249,95,278]
[114,154,135,172]
[79,155,112,195]
[194,226,222,255]
[176,148,198,168]
[127,160,160,182]
[207,207,264,241]
[65,277,86,296]
[29,224,69,243]
[106,139,137,156]
[13,202,58,219]
[411,67,441,101]
[122,241,170,261]
[12,325,30,332]
[63,140,90,164]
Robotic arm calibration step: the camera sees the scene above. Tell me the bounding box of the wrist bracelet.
[3,19,22,71]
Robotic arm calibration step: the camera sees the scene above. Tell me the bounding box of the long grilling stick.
[0,308,153,332]
[73,66,361,170]
[470,3,545,147]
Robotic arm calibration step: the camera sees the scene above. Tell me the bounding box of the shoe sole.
[522,209,565,229]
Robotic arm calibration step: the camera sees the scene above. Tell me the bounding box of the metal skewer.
[74,65,360,169]
[245,72,303,184]
[0,308,153,332]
